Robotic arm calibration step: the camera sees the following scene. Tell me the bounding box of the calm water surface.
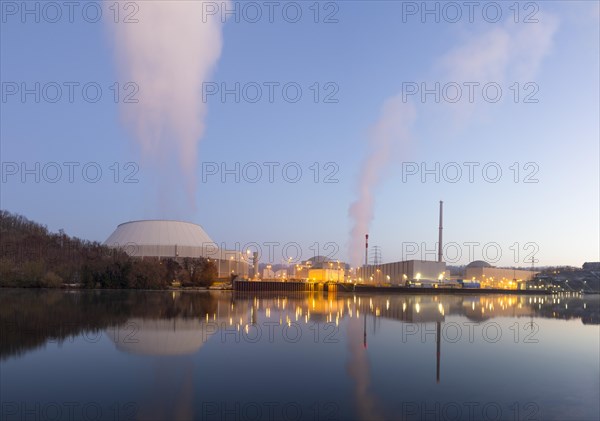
[1,289,598,421]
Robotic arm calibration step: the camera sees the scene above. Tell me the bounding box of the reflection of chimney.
[438,201,443,263]
[436,321,441,383]
[363,312,367,349]
[365,234,369,267]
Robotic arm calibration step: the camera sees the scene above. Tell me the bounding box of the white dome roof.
[466,260,492,268]
[104,220,218,258]
[104,220,213,247]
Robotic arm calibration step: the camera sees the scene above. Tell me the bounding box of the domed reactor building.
[104,220,250,279]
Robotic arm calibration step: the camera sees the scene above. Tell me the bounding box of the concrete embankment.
[233,281,552,295]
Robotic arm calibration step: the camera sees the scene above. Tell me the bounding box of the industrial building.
[104,220,250,279]
[463,260,537,289]
[356,260,447,285]
[355,201,447,285]
[292,255,346,282]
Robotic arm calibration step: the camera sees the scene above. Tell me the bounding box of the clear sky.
[1,1,598,267]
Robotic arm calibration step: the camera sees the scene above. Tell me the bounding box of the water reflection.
[1,289,598,420]
[1,289,597,360]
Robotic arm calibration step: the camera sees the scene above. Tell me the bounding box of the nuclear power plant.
[356,201,447,285]
[104,201,535,288]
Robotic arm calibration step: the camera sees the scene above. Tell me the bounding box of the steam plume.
[108,1,228,208]
[348,97,416,267]
[348,14,557,267]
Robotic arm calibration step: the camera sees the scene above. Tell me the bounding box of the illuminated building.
[308,268,346,282]
[294,255,346,281]
[463,260,537,289]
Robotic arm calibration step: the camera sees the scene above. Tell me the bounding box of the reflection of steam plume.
[109,2,228,207]
[139,359,195,421]
[346,314,385,420]
[348,98,416,267]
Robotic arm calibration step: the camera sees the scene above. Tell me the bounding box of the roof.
[307,255,332,264]
[104,220,213,247]
[466,260,493,269]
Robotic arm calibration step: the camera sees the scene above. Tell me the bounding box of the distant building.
[463,260,536,289]
[583,262,600,271]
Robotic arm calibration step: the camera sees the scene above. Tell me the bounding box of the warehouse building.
[356,260,447,285]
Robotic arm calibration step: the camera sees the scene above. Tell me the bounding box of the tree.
[180,257,217,287]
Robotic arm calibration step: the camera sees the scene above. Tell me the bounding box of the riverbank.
[345,284,553,295]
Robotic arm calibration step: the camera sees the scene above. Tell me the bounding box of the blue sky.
[1,1,598,267]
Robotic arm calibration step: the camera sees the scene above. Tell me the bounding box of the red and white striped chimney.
[365,234,369,266]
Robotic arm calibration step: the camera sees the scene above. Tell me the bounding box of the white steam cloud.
[348,98,416,267]
[108,1,228,208]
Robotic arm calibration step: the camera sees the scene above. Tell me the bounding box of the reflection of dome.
[106,318,213,356]
[466,260,492,268]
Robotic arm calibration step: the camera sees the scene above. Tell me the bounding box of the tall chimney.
[438,201,443,263]
[365,234,369,267]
